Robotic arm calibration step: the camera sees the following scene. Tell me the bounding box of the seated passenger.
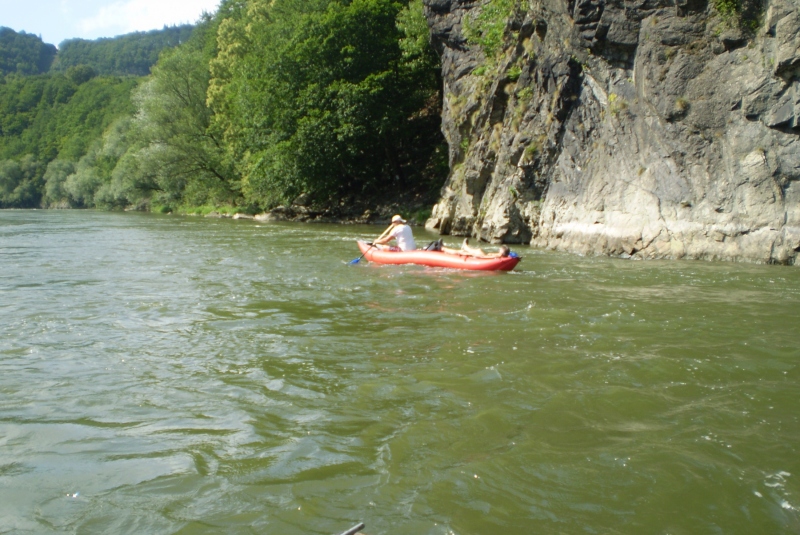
[442,238,511,258]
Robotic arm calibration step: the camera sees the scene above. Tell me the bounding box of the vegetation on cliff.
[463,0,519,59]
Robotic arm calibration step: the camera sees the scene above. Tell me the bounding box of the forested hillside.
[0,27,57,75]
[0,24,191,208]
[0,73,137,160]
[0,0,446,215]
[53,25,195,76]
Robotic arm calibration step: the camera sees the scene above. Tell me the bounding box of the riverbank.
[13,202,799,265]
[146,192,436,227]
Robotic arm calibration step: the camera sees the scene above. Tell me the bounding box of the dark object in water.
[337,523,365,535]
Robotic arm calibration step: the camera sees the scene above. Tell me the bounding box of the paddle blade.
[349,257,361,264]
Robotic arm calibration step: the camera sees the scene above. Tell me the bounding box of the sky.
[0,0,222,46]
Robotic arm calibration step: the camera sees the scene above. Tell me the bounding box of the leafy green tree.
[208,0,444,208]
[61,118,136,208]
[42,159,75,206]
[0,155,44,207]
[0,160,24,202]
[113,15,239,209]
[66,65,97,85]
[63,144,105,207]
[50,76,138,161]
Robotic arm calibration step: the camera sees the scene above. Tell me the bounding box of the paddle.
[337,523,365,535]
[349,224,393,264]
[348,243,374,265]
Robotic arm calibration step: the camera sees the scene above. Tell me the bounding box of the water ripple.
[1,211,799,534]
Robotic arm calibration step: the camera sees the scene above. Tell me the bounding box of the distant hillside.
[0,72,138,161]
[0,27,57,75]
[52,25,195,76]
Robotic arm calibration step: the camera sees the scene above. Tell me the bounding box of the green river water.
[1,210,799,535]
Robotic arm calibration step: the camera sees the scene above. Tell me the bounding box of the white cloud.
[77,0,220,38]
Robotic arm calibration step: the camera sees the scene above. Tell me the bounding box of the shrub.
[608,93,628,115]
[517,86,533,100]
[523,142,539,161]
[463,0,519,58]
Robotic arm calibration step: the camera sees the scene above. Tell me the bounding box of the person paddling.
[374,215,416,251]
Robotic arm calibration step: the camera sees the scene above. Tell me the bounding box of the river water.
[1,210,799,535]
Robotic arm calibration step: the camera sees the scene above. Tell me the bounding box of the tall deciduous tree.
[117,15,239,208]
[208,0,444,208]
[0,155,44,207]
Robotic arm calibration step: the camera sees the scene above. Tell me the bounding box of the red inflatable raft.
[356,241,521,271]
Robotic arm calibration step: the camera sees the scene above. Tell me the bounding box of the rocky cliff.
[423,0,800,264]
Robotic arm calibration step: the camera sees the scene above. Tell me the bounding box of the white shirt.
[389,224,416,251]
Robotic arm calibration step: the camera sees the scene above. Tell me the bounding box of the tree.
[66,65,97,85]
[0,155,44,207]
[208,0,444,208]
[116,16,239,209]
[42,159,75,206]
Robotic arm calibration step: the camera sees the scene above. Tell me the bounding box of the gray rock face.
[423,0,800,264]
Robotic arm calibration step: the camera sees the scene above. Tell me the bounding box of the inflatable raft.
[356,241,520,271]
